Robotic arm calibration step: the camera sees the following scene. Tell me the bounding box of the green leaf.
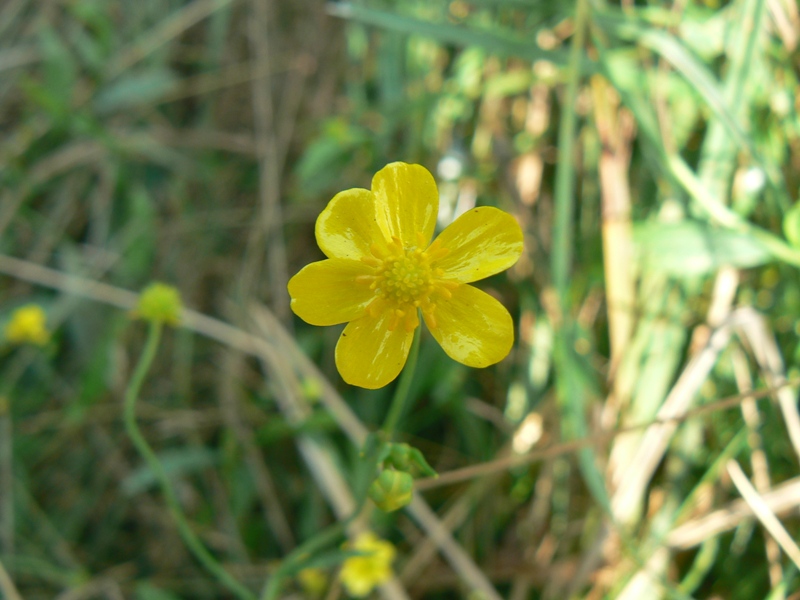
[38,27,78,107]
[93,68,177,114]
[121,448,219,495]
[328,2,578,68]
[136,583,183,600]
[784,203,800,248]
[637,221,773,276]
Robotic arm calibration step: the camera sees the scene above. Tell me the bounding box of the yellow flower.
[5,304,49,346]
[288,162,523,389]
[339,533,396,597]
[134,282,182,326]
[297,567,328,598]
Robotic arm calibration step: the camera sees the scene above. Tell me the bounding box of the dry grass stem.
[667,475,800,549]
[726,460,800,570]
[731,345,783,587]
[734,309,800,465]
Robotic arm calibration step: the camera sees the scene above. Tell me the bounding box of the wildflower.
[339,533,396,597]
[134,282,182,326]
[288,162,523,388]
[5,304,49,346]
[297,567,328,598]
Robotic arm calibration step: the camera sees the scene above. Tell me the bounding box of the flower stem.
[124,322,255,600]
[259,518,350,600]
[381,325,421,440]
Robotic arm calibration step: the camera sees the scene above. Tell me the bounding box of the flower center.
[356,234,458,332]
[379,252,432,304]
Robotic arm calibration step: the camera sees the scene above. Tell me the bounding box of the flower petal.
[288,259,375,326]
[431,206,523,283]
[372,162,438,247]
[424,284,514,368]
[315,188,387,260]
[335,312,415,389]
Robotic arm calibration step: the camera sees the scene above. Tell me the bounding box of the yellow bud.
[135,283,182,326]
[5,304,49,346]
[368,470,413,513]
[297,568,327,598]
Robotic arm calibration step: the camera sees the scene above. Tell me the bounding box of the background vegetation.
[1,0,800,598]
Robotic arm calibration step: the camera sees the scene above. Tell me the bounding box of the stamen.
[358,234,456,329]
[387,309,405,332]
[404,310,419,332]
[424,308,437,329]
[370,243,388,259]
[436,287,452,300]
[361,256,382,267]
[366,297,384,318]
[426,246,450,261]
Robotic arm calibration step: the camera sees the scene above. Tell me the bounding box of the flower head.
[339,532,396,597]
[288,162,523,388]
[5,304,49,346]
[134,282,182,326]
[297,567,328,598]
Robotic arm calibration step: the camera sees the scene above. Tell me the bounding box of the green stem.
[381,325,421,440]
[124,322,255,600]
[551,0,590,302]
[259,519,349,600]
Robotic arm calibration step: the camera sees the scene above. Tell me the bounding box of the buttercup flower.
[339,532,396,597]
[288,162,523,388]
[297,567,328,598]
[5,304,49,346]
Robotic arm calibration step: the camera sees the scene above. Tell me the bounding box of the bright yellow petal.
[335,312,415,389]
[424,284,514,367]
[288,259,375,326]
[315,188,388,260]
[431,206,523,283]
[372,162,438,247]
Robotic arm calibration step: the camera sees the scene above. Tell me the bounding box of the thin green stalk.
[381,325,421,440]
[0,402,13,557]
[0,347,41,558]
[551,0,590,302]
[124,321,255,600]
[549,0,611,516]
[259,518,350,600]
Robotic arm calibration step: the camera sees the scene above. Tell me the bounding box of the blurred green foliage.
[1,0,800,598]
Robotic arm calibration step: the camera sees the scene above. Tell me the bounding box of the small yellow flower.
[135,282,182,326]
[297,567,328,598]
[288,162,523,388]
[339,533,396,597]
[5,304,49,346]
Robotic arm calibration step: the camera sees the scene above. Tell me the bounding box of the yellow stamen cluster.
[357,234,458,331]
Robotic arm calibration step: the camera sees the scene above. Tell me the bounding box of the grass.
[1,0,800,598]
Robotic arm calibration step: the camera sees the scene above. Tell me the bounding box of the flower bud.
[135,282,182,326]
[387,443,437,478]
[368,470,413,513]
[5,304,49,346]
